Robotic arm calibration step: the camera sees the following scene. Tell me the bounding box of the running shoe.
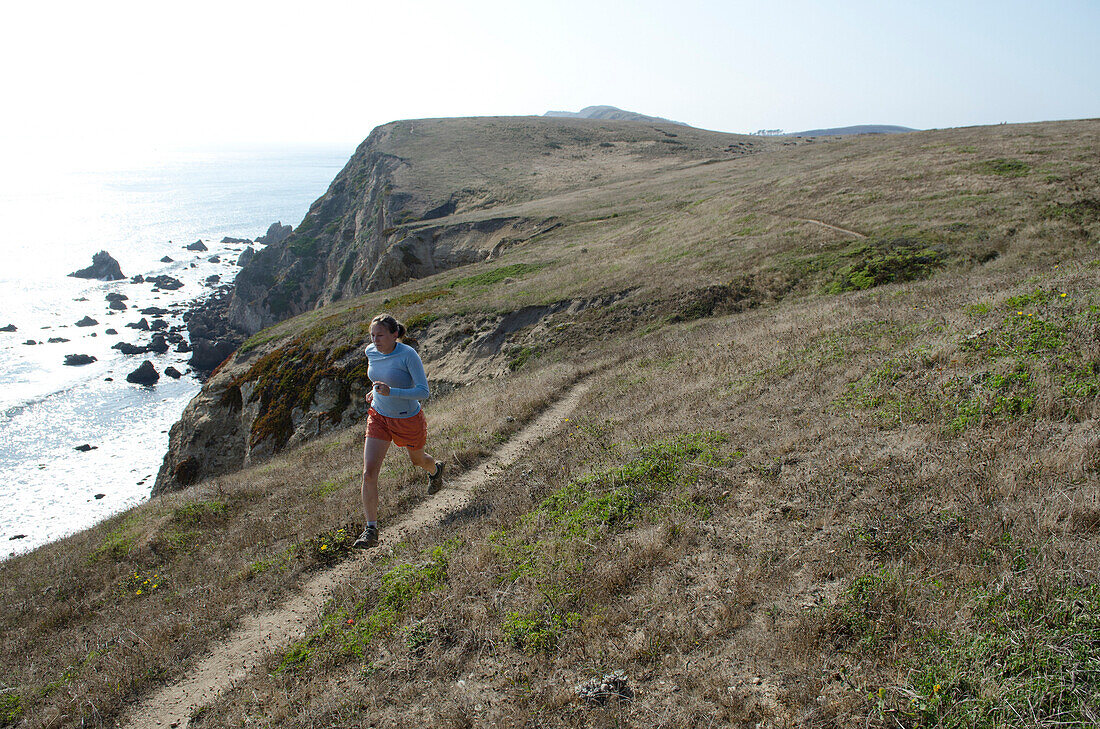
[353,525,378,549]
[428,461,446,494]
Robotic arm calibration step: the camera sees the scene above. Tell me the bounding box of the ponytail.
[371,313,406,340]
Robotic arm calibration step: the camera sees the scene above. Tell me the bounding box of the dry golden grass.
[2,117,1099,728]
[187,258,1099,728]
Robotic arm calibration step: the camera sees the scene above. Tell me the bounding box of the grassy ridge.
[1,118,1099,727]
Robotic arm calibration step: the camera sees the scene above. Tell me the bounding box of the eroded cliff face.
[226,123,554,336]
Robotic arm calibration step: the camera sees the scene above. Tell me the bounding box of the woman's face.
[370,322,398,354]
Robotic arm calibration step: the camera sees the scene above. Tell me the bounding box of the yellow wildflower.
[135,590,142,596]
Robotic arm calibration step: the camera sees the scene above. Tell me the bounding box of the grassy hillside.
[1,118,1098,728]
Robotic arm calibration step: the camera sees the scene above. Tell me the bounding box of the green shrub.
[502,610,580,654]
[172,501,228,527]
[827,243,944,293]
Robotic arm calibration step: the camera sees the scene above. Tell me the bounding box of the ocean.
[0,145,351,558]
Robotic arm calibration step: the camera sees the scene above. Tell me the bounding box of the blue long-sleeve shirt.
[365,342,430,418]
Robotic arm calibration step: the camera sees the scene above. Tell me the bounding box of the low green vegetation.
[973,158,1031,177]
[450,262,546,288]
[901,583,1100,727]
[277,543,454,673]
[488,432,733,654]
[1,692,23,725]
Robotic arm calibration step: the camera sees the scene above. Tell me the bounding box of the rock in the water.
[186,240,208,251]
[69,250,125,281]
[126,360,160,385]
[188,338,235,372]
[64,354,97,366]
[221,236,250,245]
[108,300,127,311]
[112,341,146,355]
[176,340,192,353]
[160,256,173,263]
[126,318,150,331]
[94,493,105,499]
[164,366,182,379]
[146,334,169,354]
[208,255,221,264]
[149,319,169,331]
[0,324,16,332]
[236,246,256,266]
[105,328,118,335]
[47,337,70,343]
[141,306,169,316]
[130,274,145,284]
[75,316,98,327]
[256,222,292,246]
[106,292,128,302]
[75,444,97,452]
[24,339,37,345]
[8,534,26,541]
[148,275,183,291]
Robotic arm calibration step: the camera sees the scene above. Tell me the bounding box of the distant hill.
[544,105,688,126]
[788,124,917,136]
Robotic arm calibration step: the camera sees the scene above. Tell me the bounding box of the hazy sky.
[2,0,1097,166]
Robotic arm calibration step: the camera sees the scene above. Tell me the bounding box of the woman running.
[353,314,444,549]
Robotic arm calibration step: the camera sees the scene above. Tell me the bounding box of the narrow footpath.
[123,381,593,729]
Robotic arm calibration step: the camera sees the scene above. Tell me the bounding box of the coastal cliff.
[225,116,760,335]
[154,116,764,493]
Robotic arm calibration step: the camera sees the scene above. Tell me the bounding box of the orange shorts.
[365,408,427,450]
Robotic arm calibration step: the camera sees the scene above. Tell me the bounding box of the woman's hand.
[373,381,391,397]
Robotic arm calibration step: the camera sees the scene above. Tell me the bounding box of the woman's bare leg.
[406,447,437,474]
[362,437,391,523]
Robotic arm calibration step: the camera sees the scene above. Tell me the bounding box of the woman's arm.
[383,348,431,401]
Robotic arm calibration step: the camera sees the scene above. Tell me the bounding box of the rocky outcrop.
[255,222,292,246]
[186,240,208,252]
[70,251,125,281]
[183,286,247,378]
[126,361,159,385]
[1,324,16,332]
[64,354,97,366]
[153,351,375,495]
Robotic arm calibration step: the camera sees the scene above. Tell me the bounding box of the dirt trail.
[123,381,592,729]
[794,217,867,239]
